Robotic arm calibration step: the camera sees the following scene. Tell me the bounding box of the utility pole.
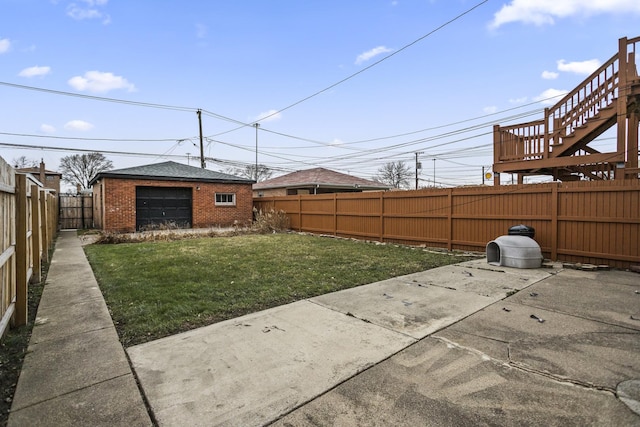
[415,152,423,190]
[254,123,260,181]
[197,109,205,169]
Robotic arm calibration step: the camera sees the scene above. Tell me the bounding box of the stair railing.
[546,53,619,150]
[495,36,640,165]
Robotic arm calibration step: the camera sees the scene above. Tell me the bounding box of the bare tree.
[225,164,273,182]
[59,152,113,190]
[375,161,412,189]
[12,156,38,168]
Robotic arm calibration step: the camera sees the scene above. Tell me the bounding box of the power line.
[0,81,196,112]
[0,141,185,159]
[256,0,489,122]
[0,131,189,143]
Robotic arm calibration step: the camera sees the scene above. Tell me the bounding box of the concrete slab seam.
[265,326,427,427]
[34,294,105,310]
[9,373,135,414]
[306,298,420,341]
[433,335,511,368]
[30,325,116,345]
[433,335,617,396]
[402,265,557,297]
[452,263,560,276]
[396,278,463,293]
[508,360,616,394]
[122,344,159,426]
[511,301,640,333]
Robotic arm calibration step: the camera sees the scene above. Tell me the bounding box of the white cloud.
[255,110,282,122]
[64,120,94,131]
[541,70,559,79]
[67,5,100,19]
[68,71,136,93]
[40,124,56,134]
[557,59,601,75]
[329,139,344,147]
[67,0,110,24]
[489,0,640,29]
[483,106,498,114]
[534,88,568,105]
[18,65,51,78]
[509,96,528,104]
[196,23,207,39]
[355,46,393,65]
[0,38,11,54]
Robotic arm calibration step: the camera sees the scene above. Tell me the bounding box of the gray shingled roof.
[89,161,254,185]
[253,167,389,190]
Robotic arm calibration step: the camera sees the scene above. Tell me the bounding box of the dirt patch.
[0,279,45,426]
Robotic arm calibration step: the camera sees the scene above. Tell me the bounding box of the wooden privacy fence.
[59,194,93,229]
[254,180,640,269]
[0,157,58,338]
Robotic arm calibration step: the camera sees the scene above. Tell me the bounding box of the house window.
[215,193,236,206]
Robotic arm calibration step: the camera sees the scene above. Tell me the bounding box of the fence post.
[297,195,302,232]
[53,193,58,241]
[40,192,49,263]
[30,185,42,284]
[616,37,628,175]
[447,189,453,251]
[333,193,337,236]
[551,183,558,261]
[379,192,384,242]
[14,174,28,326]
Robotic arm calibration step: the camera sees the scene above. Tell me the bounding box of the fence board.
[255,180,640,269]
[59,194,93,229]
[15,174,30,326]
[0,157,58,337]
[30,185,42,284]
[0,157,16,336]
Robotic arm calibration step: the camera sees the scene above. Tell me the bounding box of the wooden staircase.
[493,36,640,184]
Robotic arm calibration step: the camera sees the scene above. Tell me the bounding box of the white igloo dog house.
[486,235,542,269]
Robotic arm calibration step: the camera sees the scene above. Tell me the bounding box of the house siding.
[98,177,253,232]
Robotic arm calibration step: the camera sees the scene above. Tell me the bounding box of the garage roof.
[89,161,255,185]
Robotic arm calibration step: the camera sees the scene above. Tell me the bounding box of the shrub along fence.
[254,180,640,269]
[0,156,57,338]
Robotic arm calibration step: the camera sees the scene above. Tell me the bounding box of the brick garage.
[89,161,254,232]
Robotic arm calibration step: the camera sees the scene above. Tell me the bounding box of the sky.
[1,0,640,190]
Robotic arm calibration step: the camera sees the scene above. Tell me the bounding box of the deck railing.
[494,36,640,165]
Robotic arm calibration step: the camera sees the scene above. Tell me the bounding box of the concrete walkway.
[8,230,152,426]
[275,267,640,426]
[9,231,640,426]
[129,261,640,426]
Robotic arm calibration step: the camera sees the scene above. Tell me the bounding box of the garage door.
[136,186,192,230]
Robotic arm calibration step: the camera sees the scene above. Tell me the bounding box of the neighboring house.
[16,161,62,194]
[89,161,254,232]
[253,167,390,197]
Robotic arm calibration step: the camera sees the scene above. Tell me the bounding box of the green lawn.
[84,233,468,346]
